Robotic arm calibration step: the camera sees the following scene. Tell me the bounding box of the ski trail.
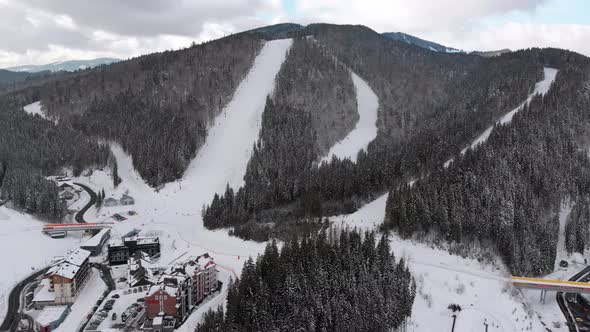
[101,39,292,264]
[322,71,379,163]
[444,67,558,167]
[163,38,293,205]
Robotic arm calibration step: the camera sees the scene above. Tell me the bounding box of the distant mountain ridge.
[382,32,463,53]
[5,57,120,73]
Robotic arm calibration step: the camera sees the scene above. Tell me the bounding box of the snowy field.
[322,71,378,162]
[444,67,558,167]
[334,193,571,332]
[0,206,83,322]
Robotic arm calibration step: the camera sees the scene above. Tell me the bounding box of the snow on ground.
[334,194,552,332]
[66,39,293,329]
[0,206,83,322]
[55,269,106,332]
[23,101,46,118]
[322,72,378,163]
[444,67,558,167]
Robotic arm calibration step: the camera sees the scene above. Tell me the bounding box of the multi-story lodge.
[107,236,160,265]
[144,254,217,322]
[33,248,91,307]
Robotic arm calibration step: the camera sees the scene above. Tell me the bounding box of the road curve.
[0,267,49,332]
[556,265,590,332]
[73,182,97,223]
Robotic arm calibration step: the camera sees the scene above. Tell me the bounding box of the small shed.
[120,194,135,205]
[104,197,119,207]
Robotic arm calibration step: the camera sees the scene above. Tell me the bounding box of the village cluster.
[25,227,220,332]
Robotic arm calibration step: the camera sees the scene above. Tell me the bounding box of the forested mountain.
[384,49,590,276]
[196,229,415,332]
[382,32,462,53]
[0,92,112,219]
[203,24,541,240]
[37,34,262,186]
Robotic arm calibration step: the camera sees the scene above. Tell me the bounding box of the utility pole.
[451,314,457,332]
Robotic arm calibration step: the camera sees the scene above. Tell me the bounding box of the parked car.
[112,294,120,299]
[560,260,569,268]
[112,312,117,321]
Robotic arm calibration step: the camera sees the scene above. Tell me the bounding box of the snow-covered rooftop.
[33,279,55,302]
[81,228,110,248]
[49,248,90,279]
[64,248,91,266]
[35,305,68,326]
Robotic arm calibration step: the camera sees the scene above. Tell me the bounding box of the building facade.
[108,236,160,265]
[144,254,218,323]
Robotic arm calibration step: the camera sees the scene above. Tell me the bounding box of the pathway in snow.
[444,67,558,167]
[322,72,378,163]
[164,38,293,203]
[71,39,292,329]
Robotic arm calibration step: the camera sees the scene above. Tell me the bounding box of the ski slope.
[322,72,378,162]
[68,39,292,329]
[444,67,558,167]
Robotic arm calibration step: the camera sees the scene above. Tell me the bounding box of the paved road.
[73,182,97,223]
[557,265,590,332]
[0,267,48,332]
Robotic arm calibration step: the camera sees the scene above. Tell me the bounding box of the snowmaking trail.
[322,71,379,163]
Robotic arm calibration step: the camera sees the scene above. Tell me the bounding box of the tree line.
[196,229,415,332]
[0,92,111,220]
[383,58,590,276]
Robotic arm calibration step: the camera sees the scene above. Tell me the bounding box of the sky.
[0,0,589,68]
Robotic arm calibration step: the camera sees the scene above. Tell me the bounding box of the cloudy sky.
[0,0,589,68]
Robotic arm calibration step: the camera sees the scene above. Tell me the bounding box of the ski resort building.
[33,249,91,307]
[79,228,111,255]
[107,236,160,265]
[144,254,218,323]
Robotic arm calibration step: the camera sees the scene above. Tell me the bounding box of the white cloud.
[453,23,590,55]
[0,0,589,68]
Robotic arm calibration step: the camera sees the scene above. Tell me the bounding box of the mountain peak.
[382,32,463,53]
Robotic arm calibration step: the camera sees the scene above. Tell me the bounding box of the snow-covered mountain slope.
[444,67,558,167]
[382,32,463,53]
[322,72,378,162]
[164,38,293,201]
[5,57,120,73]
[70,39,292,329]
[333,194,549,331]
